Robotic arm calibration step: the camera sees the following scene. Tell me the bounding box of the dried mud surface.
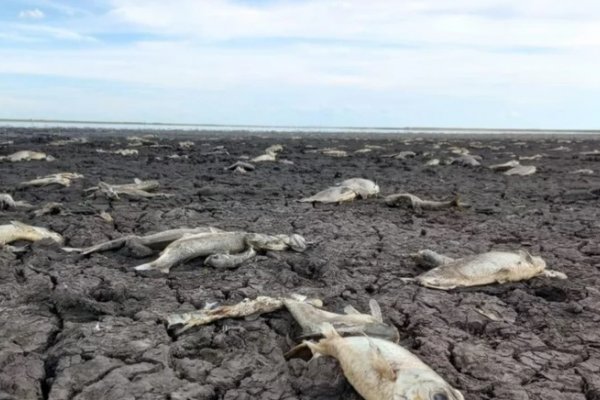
[1,128,600,400]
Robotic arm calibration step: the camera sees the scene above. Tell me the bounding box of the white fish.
[406,250,566,290]
[0,221,63,245]
[303,324,464,400]
[338,178,380,198]
[504,165,536,176]
[0,150,54,162]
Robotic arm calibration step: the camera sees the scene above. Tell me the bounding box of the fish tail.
[303,340,326,359]
[452,194,461,208]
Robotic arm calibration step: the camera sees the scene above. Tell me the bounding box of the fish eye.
[433,394,448,400]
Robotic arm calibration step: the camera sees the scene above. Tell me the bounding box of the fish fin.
[133,263,154,271]
[369,299,383,323]
[452,194,461,208]
[366,336,396,381]
[284,342,318,361]
[541,269,567,279]
[519,250,534,263]
[343,305,361,315]
[319,322,340,339]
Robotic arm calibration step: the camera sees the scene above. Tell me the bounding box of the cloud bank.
[0,0,599,128]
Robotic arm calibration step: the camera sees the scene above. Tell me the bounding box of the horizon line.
[1,118,599,133]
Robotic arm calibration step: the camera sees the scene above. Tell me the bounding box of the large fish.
[67,227,223,256]
[300,178,379,204]
[0,221,63,245]
[406,250,566,290]
[385,193,462,211]
[167,295,398,342]
[302,324,464,400]
[283,298,399,342]
[0,150,54,162]
[133,231,305,273]
[19,173,83,188]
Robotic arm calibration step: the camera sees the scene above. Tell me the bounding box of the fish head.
[286,234,307,252]
[519,250,546,272]
[394,375,464,400]
[29,226,64,244]
[245,233,287,251]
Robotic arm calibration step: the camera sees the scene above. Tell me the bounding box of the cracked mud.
[1,128,600,400]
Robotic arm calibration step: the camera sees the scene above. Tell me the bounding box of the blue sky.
[1,0,600,128]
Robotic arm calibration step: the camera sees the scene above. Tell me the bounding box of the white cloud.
[19,8,45,19]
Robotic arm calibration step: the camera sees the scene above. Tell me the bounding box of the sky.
[1,0,600,129]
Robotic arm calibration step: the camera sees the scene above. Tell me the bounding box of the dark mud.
[1,128,600,400]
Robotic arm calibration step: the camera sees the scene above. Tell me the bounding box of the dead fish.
[0,140,14,146]
[299,186,358,204]
[98,211,113,223]
[96,148,138,156]
[570,169,594,175]
[449,154,481,166]
[70,226,222,256]
[579,150,600,161]
[0,150,55,162]
[167,294,322,333]
[404,249,566,290]
[301,324,464,400]
[265,144,283,154]
[31,202,63,217]
[283,298,399,342]
[49,137,88,146]
[178,141,195,149]
[0,221,63,245]
[355,148,373,154]
[385,193,463,211]
[489,160,520,171]
[204,247,256,269]
[322,149,348,157]
[225,161,255,173]
[519,154,544,161]
[337,178,380,198]
[251,153,277,162]
[391,151,416,160]
[90,179,170,200]
[425,159,440,166]
[504,165,536,176]
[449,146,470,155]
[0,194,31,210]
[19,173,84,188]
[126,135,157,146]
[133,231,304,273]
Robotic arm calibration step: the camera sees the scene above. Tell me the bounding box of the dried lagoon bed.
[1,128,600,400]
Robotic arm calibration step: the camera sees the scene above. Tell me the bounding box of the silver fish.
[167,294,322,333]
[488,160,520,171]
[302,324,464,400]
[135,231,306,273]
[0,150,54,162]
[385,193,462,211]
[299,186,358,203]
[504,165,536,176]
[0,194,31,210]
[70,227,222,256]
[405,250,566,290]
[283,298,399,342]
[337,178,380,198]
[0,221,63,245]
[19,173,83,188]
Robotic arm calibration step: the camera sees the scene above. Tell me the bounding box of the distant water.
[1,119,598,135]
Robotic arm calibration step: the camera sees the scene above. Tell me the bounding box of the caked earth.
[1,128,600,400]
